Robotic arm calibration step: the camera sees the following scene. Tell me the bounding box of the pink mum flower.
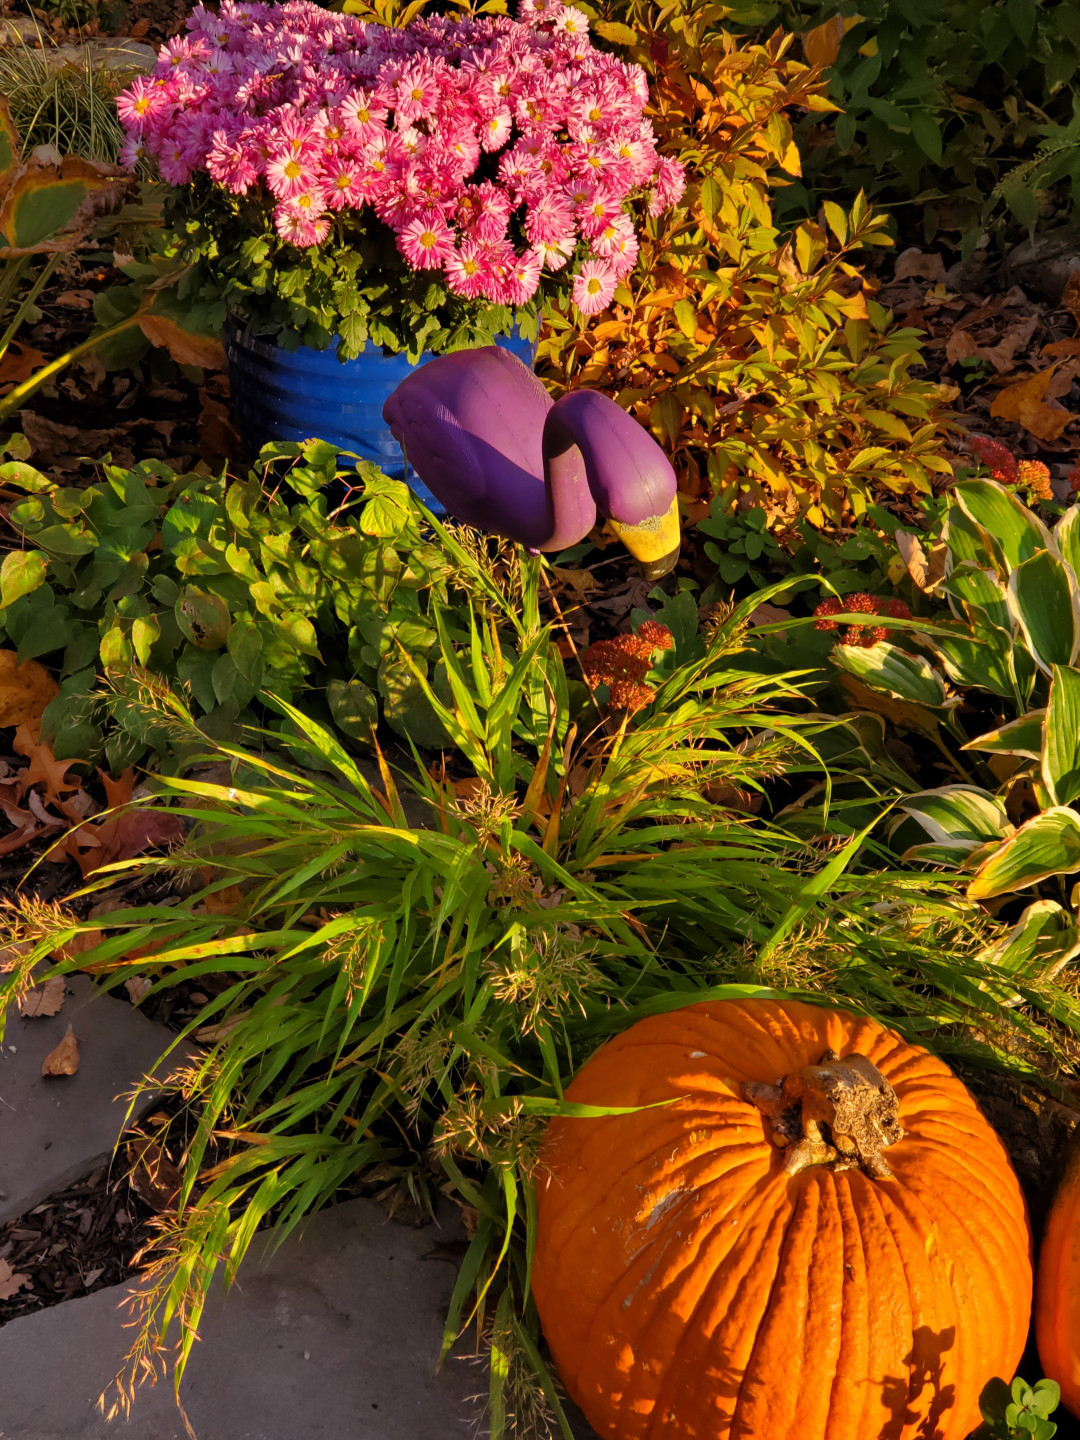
[398,214,457,269]
[572,257,616,315]
[265,148,316,199]
[445,240,489,300]
[479,108,513,152]
[340,88,388,144]
[392,61,440,123]
[504,246,543,304]
[536,236,574,271]
[553,5,589,37]
[115,76,173,131]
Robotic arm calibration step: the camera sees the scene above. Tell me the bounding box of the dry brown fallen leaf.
[990,367,1079,442]
[125,1137,182,1213]
[41,1024,79,1076]
[0,651,58,728]
[0,341,45,386]
[0,1258,31,1300]
[124,976,152,1005]
[18,974,65,1017]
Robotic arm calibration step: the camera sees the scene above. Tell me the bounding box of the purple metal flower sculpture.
[383,347,681,578]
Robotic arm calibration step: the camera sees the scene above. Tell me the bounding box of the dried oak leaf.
[0,651,58,727]
[990,367,1079,442]
[0,1259,31,1300]
[0,341,45,386]
[41,1024,79,1076]
[11,724,84,804]
[19,974,65,1017]
[125,1137,182,1212]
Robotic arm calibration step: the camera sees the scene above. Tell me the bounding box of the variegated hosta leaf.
[978,899,1080,982]
[964,709,1045,760]
[1043,664,1080,807]
[1008,548,1080,674]
[830,640,951,708]
[1054,503,1080,580]
[952,478,1053,575]
[900,785,1013,851]
[968,806,1080,901]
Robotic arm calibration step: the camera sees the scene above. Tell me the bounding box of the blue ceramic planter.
[225,323,537,514]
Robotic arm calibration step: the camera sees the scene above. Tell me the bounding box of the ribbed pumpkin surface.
[532,999,1032,1440]
[1036,1136,1080,1417]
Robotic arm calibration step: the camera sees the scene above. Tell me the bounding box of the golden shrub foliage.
[537,7,956,530]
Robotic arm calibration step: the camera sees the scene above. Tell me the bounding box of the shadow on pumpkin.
[880,1326,956,1440]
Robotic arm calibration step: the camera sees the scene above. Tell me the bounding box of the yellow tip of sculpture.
[608,497,681,579]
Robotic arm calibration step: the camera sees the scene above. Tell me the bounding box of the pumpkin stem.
[742,1049,904,1180]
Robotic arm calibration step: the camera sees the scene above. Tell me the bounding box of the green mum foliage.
[0,442,534,769]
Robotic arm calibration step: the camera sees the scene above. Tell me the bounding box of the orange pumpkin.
[532,998,1032,1440]
[1036,1133,1080,1417]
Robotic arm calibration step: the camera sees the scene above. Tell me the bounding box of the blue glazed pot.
[224,323,537,514]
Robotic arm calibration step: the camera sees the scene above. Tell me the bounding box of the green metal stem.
[0,313,141,423]
[0,252,61,364]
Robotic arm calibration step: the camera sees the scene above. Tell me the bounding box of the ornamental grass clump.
[116,0,684,358]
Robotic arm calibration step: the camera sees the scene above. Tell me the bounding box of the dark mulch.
[0,1158,155,1324]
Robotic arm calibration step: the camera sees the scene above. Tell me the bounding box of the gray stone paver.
[0,975,190,1225]
[0,1198,495,1439]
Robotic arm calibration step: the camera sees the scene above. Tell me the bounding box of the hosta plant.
[3,579,1076,1435]
[540,0,955,530]
[812,477,1080,920]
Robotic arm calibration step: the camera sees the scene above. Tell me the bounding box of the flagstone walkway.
[0,980,592,1439]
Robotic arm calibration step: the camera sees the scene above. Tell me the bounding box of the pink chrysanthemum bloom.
[553,5,589,37]
[458,181,512,242]
[525,191,575,245]
[577,190,624,240]
[398,214,457,269]
[157,137,195,185]
[536,236,574,271]
[504,247,543,304]
[321,157,364,209]
[517,0,561,21]
[275,207,332,247]
[118,134,148,171]
[206,128,258,191]
[393,60,440,123]
[265,148,316,199]
[647,155,687,216]
[115,75,173,131]
[445,240,489,300]
[479,108,513,152]
[572,257,616,315]
[339,89,389,143]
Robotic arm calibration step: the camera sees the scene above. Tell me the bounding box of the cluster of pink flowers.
[814,593,912,648]
[116,0,684,315]
[581,619,674,711]
[968,435,1052,501]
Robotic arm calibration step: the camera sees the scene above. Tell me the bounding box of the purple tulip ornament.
[383,347,681,578]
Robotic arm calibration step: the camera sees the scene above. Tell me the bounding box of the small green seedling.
[977,1375,1060,1440]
